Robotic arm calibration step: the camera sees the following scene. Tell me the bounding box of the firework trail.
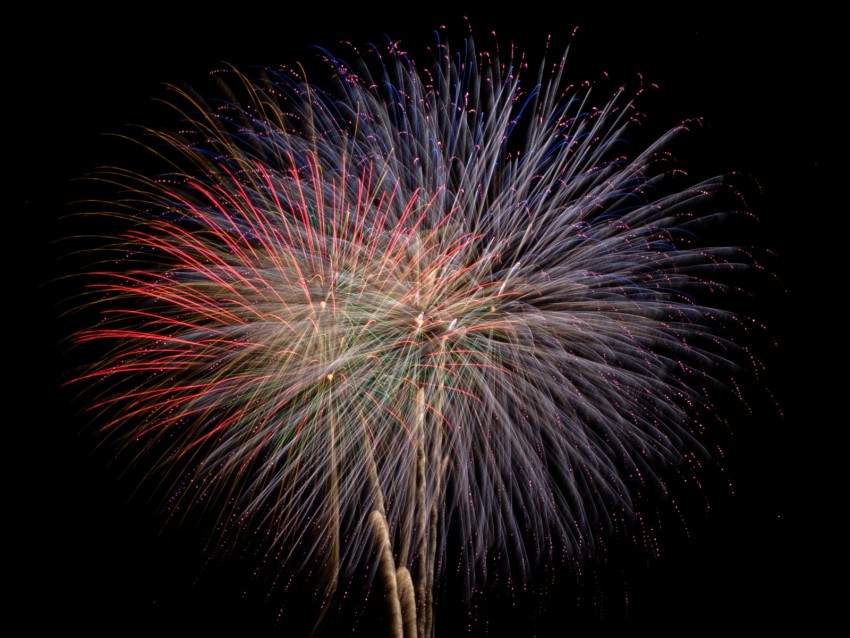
[69,32,759,635]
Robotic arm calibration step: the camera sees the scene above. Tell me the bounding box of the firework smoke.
[68,32,761,635]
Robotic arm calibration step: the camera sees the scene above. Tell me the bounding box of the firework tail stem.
[370,509,404,637]
[425,457,448,637]
[422,343,448,638]
[397,566,418,638]
[365,403,422,638]
[414,386,428,638]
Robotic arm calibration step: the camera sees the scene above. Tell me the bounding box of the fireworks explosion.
[67,31,764,635]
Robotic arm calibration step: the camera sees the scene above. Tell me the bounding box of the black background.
[22,5,836,635]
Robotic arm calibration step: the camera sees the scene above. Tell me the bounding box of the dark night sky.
[21,6,837,635]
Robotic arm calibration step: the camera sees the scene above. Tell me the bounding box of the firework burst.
[68,31,762,635]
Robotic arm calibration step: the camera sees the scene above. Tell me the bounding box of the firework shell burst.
[69,32,762,627]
